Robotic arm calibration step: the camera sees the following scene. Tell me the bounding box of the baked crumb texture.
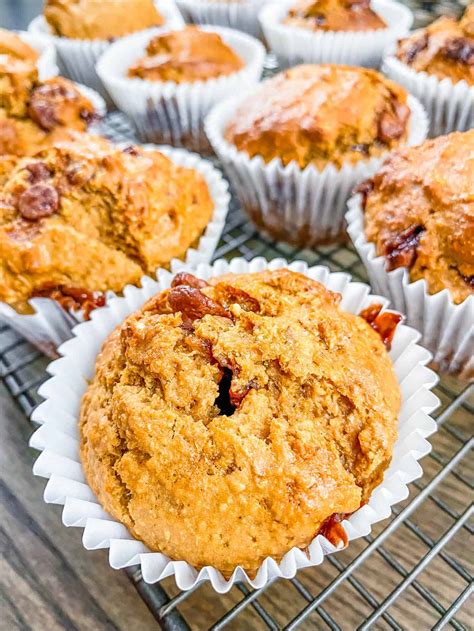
[128,26,244,83]
[44,0,164,40]
[225,64,410,170]
[0,135,213,312]
[362,130,474,305]
[284,0,386,32]
[80,269,400,577]
[396,6,474,86]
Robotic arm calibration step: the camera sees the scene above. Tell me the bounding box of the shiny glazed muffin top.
[128,26,244,83]
[0,28,39,62]
[284,0,386,32]
[225,64,410,170]
[0,134,213,311]
[362,130,474,304]
[44,0,164,40]
[396,6,474,85]
[79,268,400,576]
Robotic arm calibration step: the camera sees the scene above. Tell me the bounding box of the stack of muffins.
[2,0,469,592]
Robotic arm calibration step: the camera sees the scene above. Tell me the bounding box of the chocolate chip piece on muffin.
[225,64,410,170]
[44,0,164,40]
[0,28,39,62]
[0,58,97,156]
[396,6,474,85]
[0,133,214,313]
[128,26,244,83]
[79,268,400,577]
[361,129,474,305]
[284,0,386,32]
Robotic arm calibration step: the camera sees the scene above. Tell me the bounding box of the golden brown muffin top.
[0,57,96,157]
[362,130,474,304]
[0,29,39,62]
[0,133,214,311]
[225,64,410,170]
[396,6,474,85]
[128,26,244,83]
[44,0,164,40]
[284,0,386,32]
[79,268,400,576]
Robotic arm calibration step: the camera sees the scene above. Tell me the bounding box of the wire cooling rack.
[1,110,473,630]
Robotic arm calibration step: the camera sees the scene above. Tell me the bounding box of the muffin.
[97,25,265,152]
[361,130,474,305]
[0,58,97,157]
[396,7,474,86]
[283,0,386,32]
[79,268,400,576]
[0,28,39,62]
[43,0,164,40]
[176,0,267,39]
[128,26,244,83]
[0,134,214,315]
[225,64,410,170]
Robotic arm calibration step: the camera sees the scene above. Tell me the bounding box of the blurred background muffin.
[283,0,387,32]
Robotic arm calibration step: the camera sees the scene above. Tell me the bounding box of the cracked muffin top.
[44,0,164,40]
[128,27,244,83]
[225,64,410,170]
[284,0,386,32]
[361,130,474,304]
[0,59,97,157]
[0,134,214,314]
[0,29,39,62]
[79,268,401,576]
[396,6,474,85]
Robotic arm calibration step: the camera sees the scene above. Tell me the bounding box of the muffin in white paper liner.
[27,0,184,101]
[96,25,265,153]
[0,146,230,357]
[259,0,413,69]
[30,256,439,593]
[205,91,428,247]
[15,31,58,79]
[176,0,267,39]
[346,195,474,380]
[382,53,474,138]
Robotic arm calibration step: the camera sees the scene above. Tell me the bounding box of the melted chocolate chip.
[444,37,474,65]
[80,108,98,125]
[122,145,140,156]
[26,162,51,184]
[171,272,209,290]
[319,513,348,548]
[28,97,57,131]
[461,274,474,288]
[378,102,410,144]
[385,224,425,270]
[32,284,106,319]
[405,33,429,64]
[350,143,370,155]
[354,178,374,208]
[360,304,402,350]
[18,183,59,220]
[168,286,232,323]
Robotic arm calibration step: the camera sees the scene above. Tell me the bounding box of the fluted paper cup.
[30,256,439,593]
[205,91,428,246]
[0,146,230,356]
[176,0,267,39]
[16,31,58,79]
[259,0,413,69]
[96,25,265,153]
[383,52,474,137]
[346,194,474,379]
[27,0,184,101]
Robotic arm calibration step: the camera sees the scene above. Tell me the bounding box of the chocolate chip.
[28,97,57,131]
[18,183,59,220]
[378,102,410,144]
[461,274,474,288]
[122,145,140,156]
[26,162,51,183]
[405,33,428,64]
[444,37,474,65]
[168,286,232,323]
[354,178,374,208]
[171,272,209,289]
[360,304,402,351]
[80,108,99,125]
[350,144,370,155]
[384,224,425,270]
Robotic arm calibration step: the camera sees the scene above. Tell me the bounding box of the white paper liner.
[383,53,474,138]
[96,25,265,153]
[205,91,428,246]
[29,256,439,593]
[27,0,184,101]
[0,146,230,357]
[259,0,413,69]
[15,31,58,79]
[346,195,474,380]
[176,0,267,39]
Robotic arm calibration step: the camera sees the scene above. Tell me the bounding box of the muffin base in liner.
[17,31,58,79]
[176,0,266,39]
[346,195,474,380]
[205,92,428,247]
[383,54,474,138]
[27,0,184,101]
[0,146,230,356]
[29,256,439,593]
[96,25,265,153]
[259,0,413,69]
